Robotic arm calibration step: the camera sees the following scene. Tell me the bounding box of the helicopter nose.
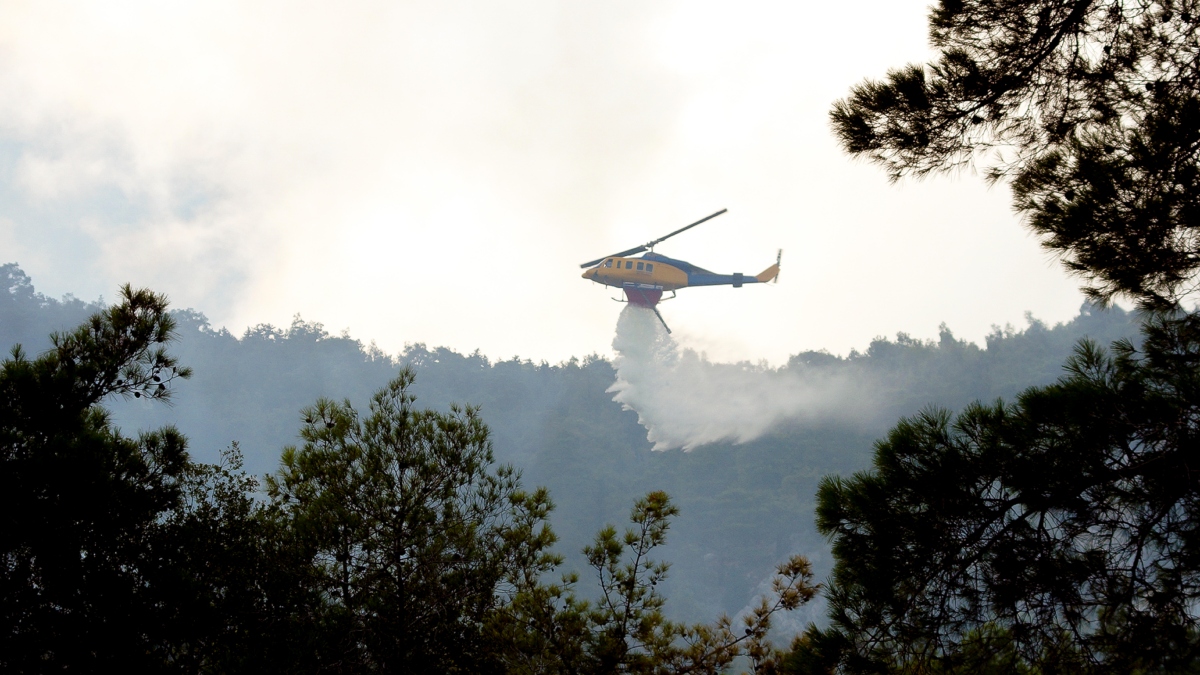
[582,268,596,280]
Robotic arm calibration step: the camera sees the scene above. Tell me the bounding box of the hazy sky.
[0,1,1087,364]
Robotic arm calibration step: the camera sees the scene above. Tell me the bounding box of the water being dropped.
[608,305,875,450]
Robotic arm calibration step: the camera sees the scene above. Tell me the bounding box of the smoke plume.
[609,305,875,450]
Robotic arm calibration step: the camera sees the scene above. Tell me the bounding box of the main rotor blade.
[578,208,727,268]
[579,245,647,269]
[645,208,727,248]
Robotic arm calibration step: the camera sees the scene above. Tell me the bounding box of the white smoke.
[609,305,876,450]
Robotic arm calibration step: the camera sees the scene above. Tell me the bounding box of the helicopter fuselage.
[581,252,777,307]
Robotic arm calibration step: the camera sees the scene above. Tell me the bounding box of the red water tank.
[624,288,663,307]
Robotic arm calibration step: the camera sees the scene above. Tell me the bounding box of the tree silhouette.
[832,0,1200,308]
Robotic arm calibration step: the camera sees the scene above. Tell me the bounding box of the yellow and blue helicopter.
[580,209,780,332]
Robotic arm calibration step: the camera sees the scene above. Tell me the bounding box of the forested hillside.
[0,262,1139,625]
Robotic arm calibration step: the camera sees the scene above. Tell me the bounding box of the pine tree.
[803,2,1200,671]
[0,287,201,671]
[831,0,1200,308]
[803,313,1200,672]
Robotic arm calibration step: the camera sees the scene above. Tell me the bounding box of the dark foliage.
[818,1,1200,671]
[0,264,1141,627]
[0,286,232,672]
[831,0,1200,307]
[0,286,325,673]
[0,285,821,674]
[805,313,1200,672]
[264,368,561,673]
[493,491,819,675]
[257,372,819,674]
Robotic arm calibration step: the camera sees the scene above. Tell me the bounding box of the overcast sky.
[0,1,1087,364]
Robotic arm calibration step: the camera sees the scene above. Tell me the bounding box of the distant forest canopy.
[0,262,1140,624]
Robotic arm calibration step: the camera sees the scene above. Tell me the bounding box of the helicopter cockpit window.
[636,262,644,271]
[604,259,613,268]
[625,261,633,269]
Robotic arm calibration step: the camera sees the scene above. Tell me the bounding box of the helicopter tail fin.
[755,250,781,283]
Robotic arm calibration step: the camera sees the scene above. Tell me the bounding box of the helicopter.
[580,209,780,333]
